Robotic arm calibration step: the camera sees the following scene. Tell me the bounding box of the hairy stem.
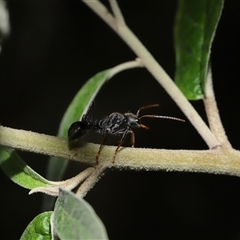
[76,164,107,198]
[82,0,220,149]
[204,68,232,148]
[1,126,240,177]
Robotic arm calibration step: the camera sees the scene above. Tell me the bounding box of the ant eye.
[123,117,128,123]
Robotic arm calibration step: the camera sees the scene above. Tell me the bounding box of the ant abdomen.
[68,121,92,141]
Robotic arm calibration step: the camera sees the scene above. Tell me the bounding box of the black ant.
[68,101,184,164]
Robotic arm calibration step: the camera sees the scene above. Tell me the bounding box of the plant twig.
[82,0,220,149]
[76,163,107,197]
[29,167,95,196]
[108,58,143,79]
[82,0,117,31]
[109,0,125,25]
[204,68,232,149]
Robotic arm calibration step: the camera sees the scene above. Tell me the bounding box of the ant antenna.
[136,103,185,122]
[136,104,159,117]
[139,115,185,122]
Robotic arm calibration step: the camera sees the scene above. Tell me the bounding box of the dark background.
[1,0,240,239]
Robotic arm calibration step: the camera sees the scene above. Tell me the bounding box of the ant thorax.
[94,112,129,136]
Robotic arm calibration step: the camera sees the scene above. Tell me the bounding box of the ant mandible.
[68,101,185,164]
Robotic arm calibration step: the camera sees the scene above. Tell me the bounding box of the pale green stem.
[109,0,125,25]
[204,68,232,148]
[1,126,240,177]
[76,163,107,197]
[108,58,143,79]
[29,167,95,196]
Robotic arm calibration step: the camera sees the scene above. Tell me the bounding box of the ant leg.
[73,139,81,156]
[130,130,135,147]
[112,129,132,163]
[96,135,108,165]
[112,140,124,164]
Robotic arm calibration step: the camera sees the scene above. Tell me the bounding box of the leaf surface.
[20,211,52,240]
[174,0,223,100]
[0,147,50,189]
[54,189,108,240]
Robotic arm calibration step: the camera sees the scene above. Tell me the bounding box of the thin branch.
[1,126,240,177]
[109,0,125,25]
[108,58,143,79]
[82,0,220,149]
[204,68,232,148]
[29,167,95,196]
[82,0,117,31]
[76,163,107,198]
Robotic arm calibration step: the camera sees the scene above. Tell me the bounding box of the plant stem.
[76,164,107,198]
[82,0,220,149]
[109,0,125,25]
[29,167,95,196]
[1,126,240,177]
[108,58,143,79]
[204,68,232,148]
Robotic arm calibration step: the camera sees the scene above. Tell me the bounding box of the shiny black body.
[68,101,184,164]
[68,101,95,141]
[68,102,138,140]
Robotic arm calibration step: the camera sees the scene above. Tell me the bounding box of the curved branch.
[108,58,143,79]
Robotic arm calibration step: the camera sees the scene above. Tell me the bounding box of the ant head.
[124,112,150,129]
[68,121,92,141]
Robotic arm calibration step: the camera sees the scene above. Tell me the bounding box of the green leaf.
[0,146,51,189]
[54,189,108,240]
[59,70,109,138]
[174,0,223,100]
[46,70,109,182]
[20,211,52,240]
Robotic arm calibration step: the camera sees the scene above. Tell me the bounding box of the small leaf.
[174,0,223,100]
[59,71,110,138]
[0,146,51,189]
[20,211,52,240]
[54,189,108,240]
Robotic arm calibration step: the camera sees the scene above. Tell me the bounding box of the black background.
[1,0,240,239]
